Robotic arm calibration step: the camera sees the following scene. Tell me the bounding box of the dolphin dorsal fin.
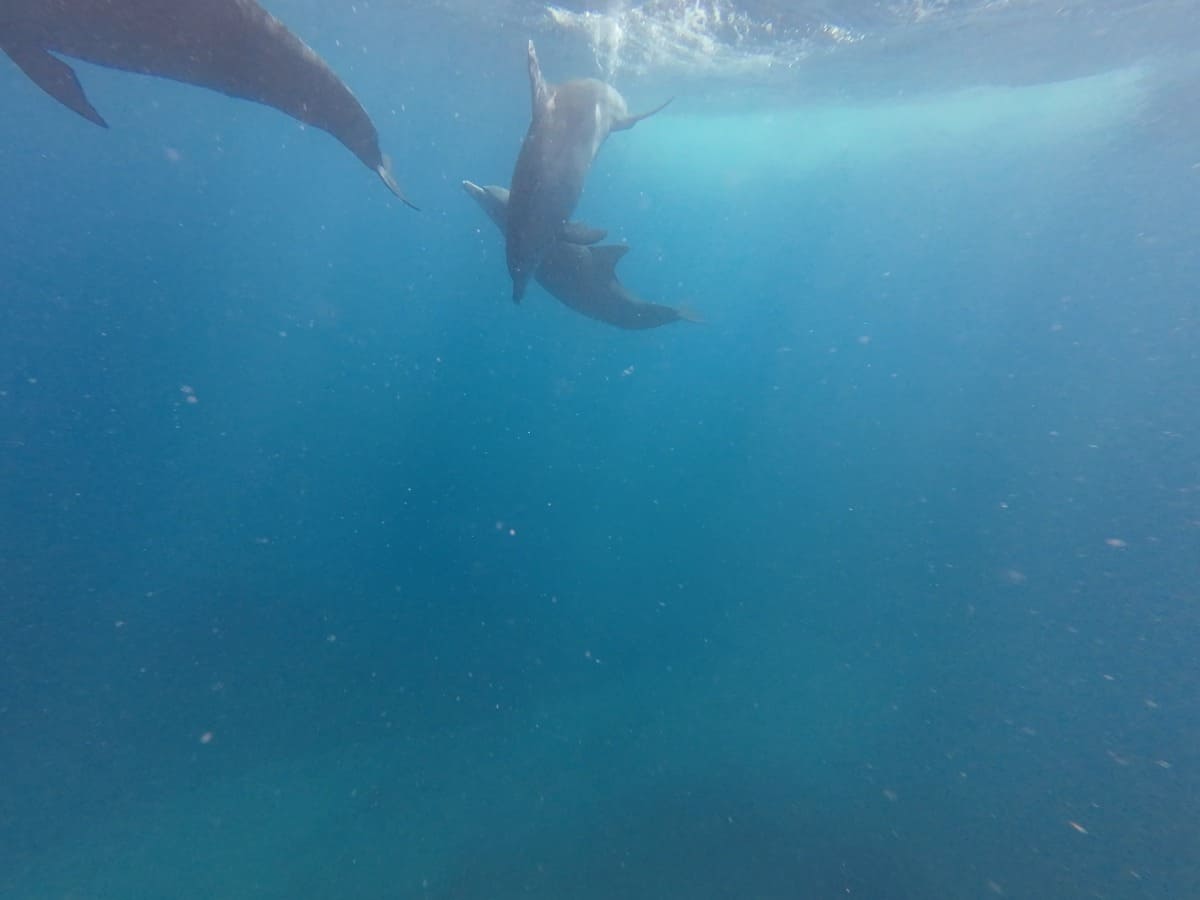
[527,40,550,119]
[3,41,108,127]
[592,244,630,275]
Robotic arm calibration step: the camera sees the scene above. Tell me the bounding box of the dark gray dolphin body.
[506,40,669,303]
[464,181,697,330]
[0,0,415,207]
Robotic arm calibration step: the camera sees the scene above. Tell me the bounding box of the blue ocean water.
[2,2,1198,897]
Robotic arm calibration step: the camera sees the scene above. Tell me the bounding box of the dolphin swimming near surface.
[0,0,416,208]
[464,180,698,330]
[506,40,670,303]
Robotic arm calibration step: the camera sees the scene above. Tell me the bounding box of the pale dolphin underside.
[464,181,698,331]
[505,40,670,303]
[0,0,416,207]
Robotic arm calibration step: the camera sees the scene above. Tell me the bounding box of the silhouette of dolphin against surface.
[464,181,698,330]
[505,40,670,303]
[0,0,415,207]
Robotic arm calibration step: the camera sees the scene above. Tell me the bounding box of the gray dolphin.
[0,0,416,207]
[506,40,670,303]
[464,181,698,330]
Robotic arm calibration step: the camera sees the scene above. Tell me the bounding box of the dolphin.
[464,181,698,330]
[0,0,416,207]
[506,40,670,303]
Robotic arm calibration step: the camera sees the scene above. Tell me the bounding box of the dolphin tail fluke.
[4,42,108,128]
[527,40,550,118]
[377,154,419,211]
[613,97,673,132]
[675,303,705,325]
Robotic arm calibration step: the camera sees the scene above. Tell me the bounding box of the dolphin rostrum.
[0,0,416,207]
[464,181,698,330]
[505,40,670,303]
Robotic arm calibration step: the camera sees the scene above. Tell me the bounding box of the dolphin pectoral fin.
[527,40,550,118]
[591,244,631,276]
[561,220,608,245]
[511,268,531,304]
[377,154,419,211]
[613,97,673,132]
[4,42,108,127]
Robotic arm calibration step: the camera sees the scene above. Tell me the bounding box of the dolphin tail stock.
[377,154,419,211]
[527,40,550,118]
[613,97,673,132]
[2,40,108,127]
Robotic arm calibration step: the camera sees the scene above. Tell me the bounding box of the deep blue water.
[2,2,1198,898]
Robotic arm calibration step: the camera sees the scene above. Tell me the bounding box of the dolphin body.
[0,0,415,207]
[464,181,697,330]
[505,40,669,303]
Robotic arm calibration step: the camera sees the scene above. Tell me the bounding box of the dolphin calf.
[464,181,697,330]
[506,40,670,303]
[0,0,415,207]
